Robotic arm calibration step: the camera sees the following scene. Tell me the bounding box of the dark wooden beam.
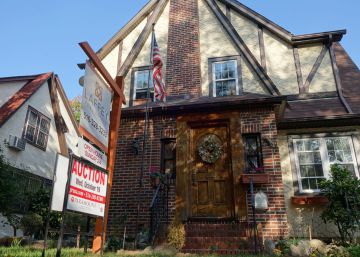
[79,42,126,104]
[329,42,353,114]
[293,46,305,94]
[116,41,123,75]
[258,25,267,73]
[204,0,280,96]
[226,4,231,20]
[303,45,327,93]
[117,0,169,78]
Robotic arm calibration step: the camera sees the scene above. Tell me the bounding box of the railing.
[149,179,169,245]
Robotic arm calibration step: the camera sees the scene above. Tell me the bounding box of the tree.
[319,164,360,245]
[0,146,22,236]
[69,96,82,123]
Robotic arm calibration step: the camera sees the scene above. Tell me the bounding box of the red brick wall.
[108,115,176,237]
[165,0,202,99]
[241,107,288,239]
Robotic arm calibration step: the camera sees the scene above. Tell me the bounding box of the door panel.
[190,124,234,218]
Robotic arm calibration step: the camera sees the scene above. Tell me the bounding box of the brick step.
[184,236,255,250]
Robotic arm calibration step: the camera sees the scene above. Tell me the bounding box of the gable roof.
[0,72,53,127]
[334,43,360,114]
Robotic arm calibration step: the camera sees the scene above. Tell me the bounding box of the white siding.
[0,81,60,180]
[0,81,27,107]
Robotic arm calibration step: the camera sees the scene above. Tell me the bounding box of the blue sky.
[0,0,359,99]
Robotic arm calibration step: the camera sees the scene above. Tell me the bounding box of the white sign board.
[66,157,108,217]
[51,154,69,212]
[80,62,112,151]
[78,138,108,170]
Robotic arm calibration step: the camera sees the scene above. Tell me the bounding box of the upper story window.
[293,137,359,193]
[131,68,154,105]
[213,60,239,97]
[23,106,51,150]
[244,134,263,173]
[209,56,241,97]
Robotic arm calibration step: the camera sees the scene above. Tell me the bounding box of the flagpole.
[135,23,155,246]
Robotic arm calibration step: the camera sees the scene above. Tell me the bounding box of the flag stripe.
[152,35,166,102]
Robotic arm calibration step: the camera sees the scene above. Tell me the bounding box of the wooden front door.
[190,123,234,218]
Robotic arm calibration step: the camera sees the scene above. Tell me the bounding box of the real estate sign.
[78,137,107,170]
[79,62,112,152]
[66,157,108,217]
[51,154,69,212]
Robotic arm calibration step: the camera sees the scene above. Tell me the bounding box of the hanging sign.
[79,62,112,152]
[78,137,107,170]
[66,156,108,217]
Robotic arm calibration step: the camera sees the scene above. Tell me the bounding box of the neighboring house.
[85,0,360,253]
[0,72,79,237]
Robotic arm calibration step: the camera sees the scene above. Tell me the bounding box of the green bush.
[20,213,43,237]
[348,245,360,257]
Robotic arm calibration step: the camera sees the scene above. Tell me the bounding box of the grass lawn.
[0,247,272,257]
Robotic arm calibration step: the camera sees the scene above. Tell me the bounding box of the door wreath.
[197,134,223,164]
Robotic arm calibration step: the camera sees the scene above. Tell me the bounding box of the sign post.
[79,42,126,253]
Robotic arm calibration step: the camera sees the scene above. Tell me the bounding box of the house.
[0,72,79,237]
[86,0,360,253]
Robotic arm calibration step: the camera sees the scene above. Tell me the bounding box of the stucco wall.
[0,81,26,107]
[0,82,60,180]
[263,30,299,95]
[278,127,360,238]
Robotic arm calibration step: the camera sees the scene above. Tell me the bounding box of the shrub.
[348,245,360,257]
[20,213,43,237]
[167,220,185,250]
[319,164,360,245]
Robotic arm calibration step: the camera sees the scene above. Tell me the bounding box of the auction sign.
[79,61,112,152]
[66,156,108,217]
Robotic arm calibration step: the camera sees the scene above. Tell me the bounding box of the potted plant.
[149,167,164,189]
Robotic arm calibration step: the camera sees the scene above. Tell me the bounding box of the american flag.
[152,34,166,102]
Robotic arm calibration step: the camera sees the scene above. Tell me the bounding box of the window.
[293,137,359,193]
[244,134,263,173]
[161,139,176,179]
[133,69,154,101]
[212,60,239,97]
[23,107,51,150]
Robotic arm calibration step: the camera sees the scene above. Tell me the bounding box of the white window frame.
[212,60,239,97]
[293,136,359,193]
[133,69,154,101]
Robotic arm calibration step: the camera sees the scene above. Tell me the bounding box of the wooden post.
[79,42,125,254]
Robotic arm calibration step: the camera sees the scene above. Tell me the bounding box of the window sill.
[241,173,269,184]
[133,99,153,106]
[291,195,328,206]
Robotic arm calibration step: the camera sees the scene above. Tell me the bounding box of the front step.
[182,221,262,254]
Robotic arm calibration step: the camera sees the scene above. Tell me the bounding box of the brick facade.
[108,115,176,237]
[165,0,202,99]
[240,107,288,239]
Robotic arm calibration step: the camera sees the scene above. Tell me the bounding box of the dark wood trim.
[204,0,280,96]
[54,76,80,137]
[207,55,242,97]
[129,65,152,106]
[116,41,123,75]
[217,0,292,42]
[48,76,68,156]
[293,46,304,94]
[329,42,353,114]
[226,4,231,20]
[303,45,328,93]
[286,91,338,101]
[258,25,267,72]
[117,0,169,78]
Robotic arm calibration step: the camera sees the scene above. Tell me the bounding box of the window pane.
[25,126,36,142]
[28,111,38,126]
[164,143,175,159]
[40,118,50,133]
[135,70,153,90]
[298,152,321,164]
[37,132,47,148]
[326,138,356,175]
